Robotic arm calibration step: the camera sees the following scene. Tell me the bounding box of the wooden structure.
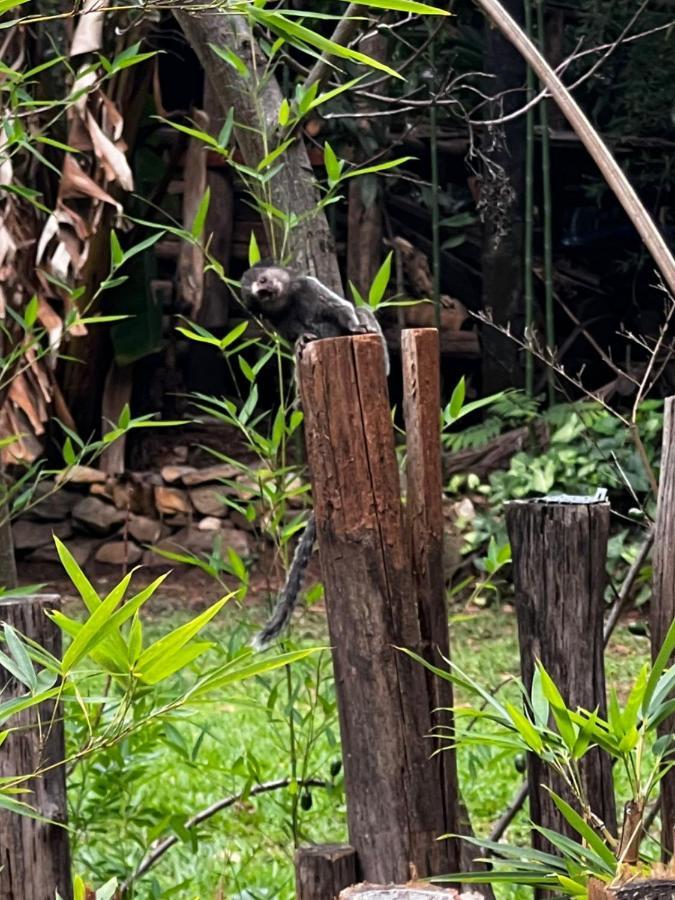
[652,395,675,855]
[295,844,358,900]
[505,498,617,867]
[0,594,71,900]
[296,330,460,886]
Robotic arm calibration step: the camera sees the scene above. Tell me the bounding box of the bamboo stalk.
[524,0,535,398]
[537,0,555,406]
[473,0,675,299]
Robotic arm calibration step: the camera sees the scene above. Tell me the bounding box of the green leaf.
[218,109,235,148]
[61,573,168,673]
[505,702,544,753]
[343,156,414,179]
[54,537,101,613]
[323,142,342,186]
[248,231,261,266]
[2,625,37,691]
[546,790,617,874]
[95,878,118,900]
[62,437,76,467]
[278,98,291,126]
[189,648,323,699]
[191,187,211,239]
[368,251,392,307]
[208,42,249,79]
[449,377,466,419]
[258,139,295,172]
[339,0,450,12]
[136,595,231,684]
[23,295,38,329]
[0,0,29,15]
[220,320,249,350]
[110,231,124,267]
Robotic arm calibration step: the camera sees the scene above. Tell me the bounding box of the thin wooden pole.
[295,844,357,900]
[297,333,459,883]
[651,396,675,855]
[0,594,72,900]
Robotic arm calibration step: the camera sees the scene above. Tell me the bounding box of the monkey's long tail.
[251,514,317,650]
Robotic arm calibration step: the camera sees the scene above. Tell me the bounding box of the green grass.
[67,600,652,899]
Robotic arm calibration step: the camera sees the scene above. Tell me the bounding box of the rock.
[197,516,222,531]
[12,519,72,552]
[90,483,114,500]
[127,514,164,545]
[95,540,142,566]
[154,486,192,516]
[30,536,100,566]
[72,496,125,536]
[161,464,196,484]
[182,464,239,486]
[189,487,227,517]
[26,482,78,521]
[157,525,251,558]
[228,509,257,533]
[57,465,107,485]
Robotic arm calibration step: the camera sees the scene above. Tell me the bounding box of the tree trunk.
[0,594,72,900]
[480,0,526,393]
[174,5,342,292]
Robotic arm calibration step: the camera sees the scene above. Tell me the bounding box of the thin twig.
[120,777,329,894]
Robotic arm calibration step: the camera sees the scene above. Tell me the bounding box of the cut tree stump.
[298,333,459,884]
[505,498,617,867]
[295,844,358,900]
[651,395,675,855]
[0,594,72,900]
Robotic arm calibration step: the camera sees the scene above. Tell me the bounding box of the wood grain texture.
[298,333,458,884]
[295,844,358,900]
[0,594,72,900]
[505,501,616,861]
[651,396,675,854]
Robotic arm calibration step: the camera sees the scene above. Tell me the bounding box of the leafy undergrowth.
[67,598,650,899]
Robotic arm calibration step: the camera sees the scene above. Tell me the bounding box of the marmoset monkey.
[241,263,388,648]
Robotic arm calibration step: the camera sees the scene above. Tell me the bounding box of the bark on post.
[651,396,675,855]
[505,500,616,861]
[295,844,358,900]
[298,333,459,884]
[0,594,71,900]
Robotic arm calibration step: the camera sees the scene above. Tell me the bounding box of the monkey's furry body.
[241,263,388,648]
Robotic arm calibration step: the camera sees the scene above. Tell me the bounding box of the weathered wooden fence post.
[505,499,616,857]
[0,594,72,900]
[297,332,460,885]
[651,395,675,855]
[295,844,358,900]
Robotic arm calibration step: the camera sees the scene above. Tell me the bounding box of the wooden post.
[298,333,459,884]
[652,395,675,854]
[505,500,617,854]
[295,844,358,900]
[401,328,460,840]
[0,594,72,900]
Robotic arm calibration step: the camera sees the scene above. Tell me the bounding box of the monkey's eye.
[258,275,267,285]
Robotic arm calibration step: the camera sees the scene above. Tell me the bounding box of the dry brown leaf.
[70,0,105,57]
[178,109,208,314]
[100,93,125,142]
[60,154,122,212]
[86,110,134,191]
[8,372,45,435]
[37,298,63,364]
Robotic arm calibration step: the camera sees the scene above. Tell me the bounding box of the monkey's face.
[241,265,291,316]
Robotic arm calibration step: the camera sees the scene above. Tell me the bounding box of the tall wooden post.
[505,500,617,858]
[401,328,460,844]
[652,396,675,854]
[0,594,72,900]
[298,333,460,884]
